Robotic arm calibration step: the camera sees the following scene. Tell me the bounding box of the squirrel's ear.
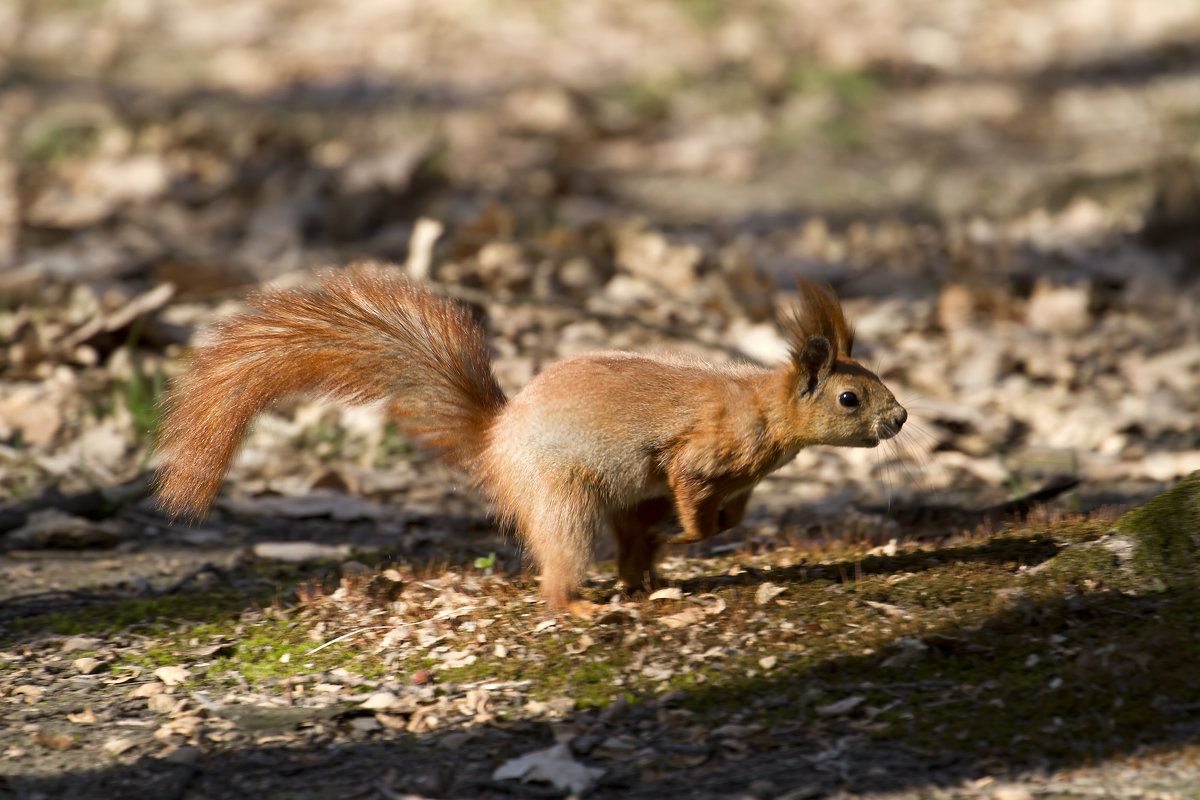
[793,334,834,396]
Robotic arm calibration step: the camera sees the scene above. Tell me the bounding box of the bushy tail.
[154,265,507,518]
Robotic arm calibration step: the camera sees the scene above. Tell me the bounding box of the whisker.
[876,443,893,511]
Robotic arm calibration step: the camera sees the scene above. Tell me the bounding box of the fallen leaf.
[698,594,727,615]
[359,691,400,710]
[755,582,786,606]
[67,706,97,724]
[437,649,477,669]
[191,642,236,658]
[815,695,866,717]
[148,694,178,714]
[72,657,105,675]
[32,730,78,750]
[566,634,595,654]
[648,587,683,601]
[863,599,910,619]
[992,787,1036,800]
[152,666,192,687]
[494,743,606,794]
[349,717,381,734]
[102,737,137,757]
[13,685,46,701]
[661,608,704,629]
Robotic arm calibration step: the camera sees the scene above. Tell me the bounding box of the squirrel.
[154,263,907,610]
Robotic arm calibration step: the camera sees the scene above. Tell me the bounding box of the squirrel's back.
[482,352,779,512]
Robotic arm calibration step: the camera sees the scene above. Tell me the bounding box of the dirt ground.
[3,1,1200,798]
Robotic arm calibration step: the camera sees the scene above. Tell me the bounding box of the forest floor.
[3,1,1200,798]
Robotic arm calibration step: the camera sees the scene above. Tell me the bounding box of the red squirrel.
[155,264,906,609]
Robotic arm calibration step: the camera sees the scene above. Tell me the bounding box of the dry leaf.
[437,649,477,669]
[130,682,164,698]
[494,743,606,794]
[565,634,595,654]
[863,599,910,619]
[67,706,97,724]
[376,713,409,731]
[152,666,192,687]
[154,717,202,741]
[103,737,137,757]
[359,691,400,710]
[754,583,786,606]
[13,685,46,702]
[32,730,78,750]
[72,657,104,675]
[147,694,178,714]
[648,587,684,601]
[661,608,704,629]
[815,695,866,717]
[698,594,727,615]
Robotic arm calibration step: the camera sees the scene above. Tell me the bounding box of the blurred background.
[1,0,1199,548]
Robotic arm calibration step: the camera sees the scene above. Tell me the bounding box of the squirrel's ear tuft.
[793,334,834,396]
[785,278,855,359]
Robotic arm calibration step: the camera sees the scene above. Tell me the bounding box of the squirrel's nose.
[894,407,908,429]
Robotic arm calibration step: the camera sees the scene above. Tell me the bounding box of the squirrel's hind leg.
[611,498,673,595]
[519,490,604,609]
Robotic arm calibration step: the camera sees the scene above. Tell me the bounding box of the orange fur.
[155,266,907,609]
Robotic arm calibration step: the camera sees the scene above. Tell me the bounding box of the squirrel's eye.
[838,391,860,408]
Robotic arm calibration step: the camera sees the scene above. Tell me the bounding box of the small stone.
[349,716,381,733]
[72,657,105,675]
[992,787,1035,800]
[103,737,137,757]
[13,685,46,701]
[147,694,177,714]
[130,682,165,698]
[61,636,103,654]
[411,669,432,685]
[252,541,354,562]
[359,691,400,710]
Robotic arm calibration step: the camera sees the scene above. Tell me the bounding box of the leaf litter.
[3,0,1200,797]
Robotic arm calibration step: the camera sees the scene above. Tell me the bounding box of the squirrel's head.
[782,279,907,448]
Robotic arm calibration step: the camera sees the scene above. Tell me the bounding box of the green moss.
[16,119,101,165]
[674,0,727,30]
[1117,471,1200,584]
